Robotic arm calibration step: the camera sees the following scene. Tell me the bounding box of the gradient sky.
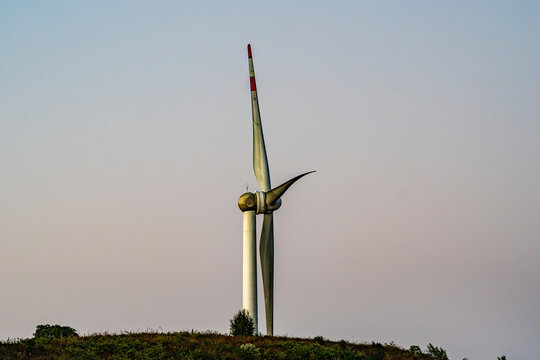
[1,1,539,359]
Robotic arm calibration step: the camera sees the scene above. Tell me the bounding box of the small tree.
[497,356,506,360]
[33,324,78,340]
[230,309,255,336]
[426,343,448,360]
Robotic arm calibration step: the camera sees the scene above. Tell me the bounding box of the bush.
[370,342,385,360]
[229,310,255,336]
[409,345,422,355]
[239,343,260,360]
[33,324,78,340]
[426,343,448,360]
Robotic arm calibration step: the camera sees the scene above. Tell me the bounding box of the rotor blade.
[248,44,271,191]
[265,171,316,205]
[260,212,274,335]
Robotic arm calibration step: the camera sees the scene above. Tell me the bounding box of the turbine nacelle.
[238,192,256,212]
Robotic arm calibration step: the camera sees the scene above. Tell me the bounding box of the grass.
[0,330,441,360]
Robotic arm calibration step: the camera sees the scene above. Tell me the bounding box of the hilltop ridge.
[0,331,442,360]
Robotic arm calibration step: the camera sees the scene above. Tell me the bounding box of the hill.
[0,331,442,360]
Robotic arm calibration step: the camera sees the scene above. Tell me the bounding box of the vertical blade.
[248,44,271,191]
[260,213,274,335]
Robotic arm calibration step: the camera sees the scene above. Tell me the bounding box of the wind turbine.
[238,44,314,336]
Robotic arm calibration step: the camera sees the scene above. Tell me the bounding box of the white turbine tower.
[238,44,314,336]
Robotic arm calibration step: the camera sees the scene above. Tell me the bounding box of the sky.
[1,1,539,359]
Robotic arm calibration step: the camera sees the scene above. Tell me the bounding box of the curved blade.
[260,212,274,335]
[248,44,271,191]
[265,171,316,205]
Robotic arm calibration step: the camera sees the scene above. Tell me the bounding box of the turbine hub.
[266,198,282,212]
[257,192,282,214]
[238,192,256,212]
[256,191,266,214]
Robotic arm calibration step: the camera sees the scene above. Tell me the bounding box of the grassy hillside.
[0,331,442,360]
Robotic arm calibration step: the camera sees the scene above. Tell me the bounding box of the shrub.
[370,342,385,360]
[426,343,448,360]
[497,357,506,360]
[239,343,260,360]
[409,345,422,355]
[286,342,312,360]
[229,310,255,336]
[33,324,78,340]
[313,336,325,345]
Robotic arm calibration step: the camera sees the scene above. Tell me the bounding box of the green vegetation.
[409,345,423,356]
[425,343,448,360]
[33,325,79,340]
[230,310,255,337]
[0,328,445,360]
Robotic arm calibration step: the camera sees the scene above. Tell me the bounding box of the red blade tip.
[247,44,252,58]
